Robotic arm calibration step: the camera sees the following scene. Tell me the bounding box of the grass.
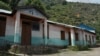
[68,45,90,51]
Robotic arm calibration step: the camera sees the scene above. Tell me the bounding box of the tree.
[62,0,67,5]
[0,0,10,4]
[0,1,11,10]
[24,0,45,11]
[9,0,21,9]
[0,0,21,10]
[0,0,45,12]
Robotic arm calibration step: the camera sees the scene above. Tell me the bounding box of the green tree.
[9,0,20,9]
[24,0,45,11]
[0,1,11,10]
[0,0,21,10]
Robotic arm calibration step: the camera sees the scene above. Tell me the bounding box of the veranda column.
[14,12,20,44]
[44,19,47,45]
[94,35,96,45]
[82,30,87,46]
[78,30,83,45]
[91,35,93,46]
[70,28,75,46]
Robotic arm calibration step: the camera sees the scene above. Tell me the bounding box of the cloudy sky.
[66,0,100,4]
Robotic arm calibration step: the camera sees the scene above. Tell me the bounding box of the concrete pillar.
[94,35,96,45]
[70,28,75,46]
[83,31,87,46]
[44,19,47,45]
[78,30,83,45]
[14,12,20,44]
[91,35,93,46]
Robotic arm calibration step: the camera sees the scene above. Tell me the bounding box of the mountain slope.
[42,1,100,40]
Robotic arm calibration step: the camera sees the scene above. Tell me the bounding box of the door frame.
[21,21,32,45]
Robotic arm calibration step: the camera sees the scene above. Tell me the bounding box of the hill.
[42,1,100,40]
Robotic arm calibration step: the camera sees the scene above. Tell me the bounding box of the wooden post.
[14,12,20,44]
[79,30,84,46]
[82,30,87,46]
[70,28,75,46]
[44,19,47,45]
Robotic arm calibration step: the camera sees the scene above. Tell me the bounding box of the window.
[0,17,6,36]
[89,35,91,41]
[75,33,79,41]
[47,24,49,39]
[85,35,88,41]
[61,31,65,40]
[32,22,40,31]
[92,36,94,42]
[89,35,91,44]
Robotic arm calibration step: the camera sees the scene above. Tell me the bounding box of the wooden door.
[61,31,65,40]
[21,21,31,45]
[89,36,91,45]
[68,32,71,45]
[0,17,6,36]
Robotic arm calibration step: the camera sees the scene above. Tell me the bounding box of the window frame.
[0,16,6,37]
[61,31,65,40]
[32,22,40,31]
[75,32,79,41]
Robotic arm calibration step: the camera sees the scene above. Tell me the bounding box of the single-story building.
[0,6,96,47]
[47,21,96,47]
[0,6,48,46]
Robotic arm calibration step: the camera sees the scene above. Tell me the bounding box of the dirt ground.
[17,44,100,56]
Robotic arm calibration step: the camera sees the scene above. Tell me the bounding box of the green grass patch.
[68,45,90,51]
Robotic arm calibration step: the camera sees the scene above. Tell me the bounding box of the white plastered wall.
[83,31,96,46]
[31,23,43,38]
[49,24,69,40]
[5,16,15,36]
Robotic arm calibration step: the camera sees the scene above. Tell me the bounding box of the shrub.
[68,46,80,51]
[80,46,89,50]
[9,45,21,53]
[68,45,89,51]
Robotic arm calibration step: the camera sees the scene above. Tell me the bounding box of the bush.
[68,46,80,51]
[81,46,89,50]
[68,45,89,51]
[9,45,21,53]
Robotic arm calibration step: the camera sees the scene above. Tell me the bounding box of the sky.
[66,0,100,4]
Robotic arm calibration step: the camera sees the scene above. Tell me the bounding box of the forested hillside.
[42,1,100,40]
[0,0,100,40]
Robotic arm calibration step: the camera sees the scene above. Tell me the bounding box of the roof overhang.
[47,20,96,34]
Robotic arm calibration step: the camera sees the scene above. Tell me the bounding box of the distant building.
[0,6,96,47]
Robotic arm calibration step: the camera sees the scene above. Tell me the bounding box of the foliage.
[9,45,20,53]
[9,0,20,9]
[68,46,80,51]
[0,0,45,12]
[0,1,11,10]
[0,0,100,40]
[0,0,20,10]
[68,45,89,51]
[41,0,100,40]
[19,0,45,12]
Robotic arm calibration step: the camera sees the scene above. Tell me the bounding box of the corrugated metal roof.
[78,23,95,33]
